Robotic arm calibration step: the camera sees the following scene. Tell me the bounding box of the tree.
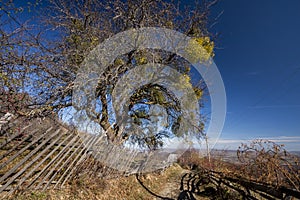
[0,0,38,117]
[1,0,217,150]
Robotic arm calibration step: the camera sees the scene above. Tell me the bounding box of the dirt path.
[156,168,194,199]
[156,181,179,199]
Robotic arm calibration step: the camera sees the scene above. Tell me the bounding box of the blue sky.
[209,0,300,150]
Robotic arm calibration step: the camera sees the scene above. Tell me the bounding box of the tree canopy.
[0,0,217,150]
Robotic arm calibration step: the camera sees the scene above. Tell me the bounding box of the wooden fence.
[0,116,92,198]
[1,115,300,199]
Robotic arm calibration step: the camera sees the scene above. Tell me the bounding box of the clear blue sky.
[209,0,300,151]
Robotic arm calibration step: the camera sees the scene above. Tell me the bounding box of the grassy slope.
[10,164,186,200]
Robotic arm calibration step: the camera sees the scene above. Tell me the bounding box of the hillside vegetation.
[6,140,300,200]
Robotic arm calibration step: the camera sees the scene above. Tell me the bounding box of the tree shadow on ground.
[177,172,219,200]
[136,168,300,200]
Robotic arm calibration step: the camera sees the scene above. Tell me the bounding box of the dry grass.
[9,164,184,200]
[3,140,300,199]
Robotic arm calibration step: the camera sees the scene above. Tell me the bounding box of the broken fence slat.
[27,133,80,190]
[0,123,33,149]
[0,127,53,176]
[0,133,33,161]
[7,129,69,195]
[0,128,60,193]
[52,135,95,189]
[38,134,84,190]
[59,135,99,188]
